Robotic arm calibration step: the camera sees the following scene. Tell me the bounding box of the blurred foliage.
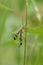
[0,0,43,65]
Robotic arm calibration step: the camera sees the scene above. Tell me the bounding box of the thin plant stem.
[24,0,28,65]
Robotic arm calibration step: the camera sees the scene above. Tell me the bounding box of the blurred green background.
[0,0,43,65]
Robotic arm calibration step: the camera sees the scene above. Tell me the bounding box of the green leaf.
[26,26,43,34]
[1,40,19,47]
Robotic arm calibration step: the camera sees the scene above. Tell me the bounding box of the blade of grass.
[0,3,14,12]
[0,0,12,38]
[31,0,41,22]
[34,43,42,65]
[28,35,38,65]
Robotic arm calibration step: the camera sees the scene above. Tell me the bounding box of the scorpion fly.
[14,29,23,47]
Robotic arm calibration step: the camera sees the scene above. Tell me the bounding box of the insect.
[14,28,23,47]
